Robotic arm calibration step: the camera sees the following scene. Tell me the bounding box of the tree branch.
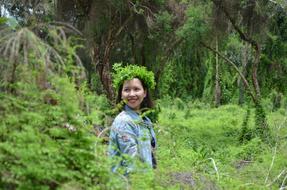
[211,0,258,50]
[200,41,257,103]
[115,14,133,38]
[50,21,83,36]
[211,0,261,100]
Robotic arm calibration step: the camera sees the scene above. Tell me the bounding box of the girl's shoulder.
[112,111,134,128]
[111,111,141,135]
[114,111,131,121]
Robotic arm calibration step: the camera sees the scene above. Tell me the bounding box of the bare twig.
[207,158,220,181]
[265,145,278,184]
[97,127,111,138]
[266,117,287,187]
[267,169,286,187]
[281,175,287,190]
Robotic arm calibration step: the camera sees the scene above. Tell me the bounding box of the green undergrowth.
[0,74,126,189]
[154,99,287,189]
[1,75,286,189]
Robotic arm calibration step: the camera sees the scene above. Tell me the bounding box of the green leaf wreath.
[112,63,156,90]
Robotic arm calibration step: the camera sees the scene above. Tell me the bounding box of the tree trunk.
[101,59,114,101]
[92,38,115,101]
[214,36,221,107]
[251,43,270,140]
[129,33,136,64]
[238,43,248,105]
[9,60,18,94]
[88,8,133,101]
[101,38,115,100]
[252,43,261,100]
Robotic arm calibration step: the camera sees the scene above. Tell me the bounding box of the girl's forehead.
[123,78,143,86]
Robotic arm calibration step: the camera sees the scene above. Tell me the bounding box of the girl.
[108,64,157,175]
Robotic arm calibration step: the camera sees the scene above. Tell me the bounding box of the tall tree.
[208,0,276,139]
[53,0,167,100]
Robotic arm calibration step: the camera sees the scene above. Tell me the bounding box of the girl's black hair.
[116,77,154,111]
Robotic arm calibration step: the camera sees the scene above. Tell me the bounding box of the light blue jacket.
[108,105,156,174]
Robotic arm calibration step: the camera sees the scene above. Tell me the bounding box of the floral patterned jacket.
[108,105,157,174]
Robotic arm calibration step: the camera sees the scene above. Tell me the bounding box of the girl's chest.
[132,122,151,142]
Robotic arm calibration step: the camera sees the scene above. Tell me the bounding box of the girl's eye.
[123,88,130,92]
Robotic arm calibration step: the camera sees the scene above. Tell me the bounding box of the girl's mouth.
[128,99,137,103]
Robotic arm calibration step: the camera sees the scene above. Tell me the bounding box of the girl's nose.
[129,90,136,96]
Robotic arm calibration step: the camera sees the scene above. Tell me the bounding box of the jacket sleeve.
[109,119,138,174]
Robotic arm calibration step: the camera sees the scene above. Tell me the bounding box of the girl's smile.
[121,78,147,111]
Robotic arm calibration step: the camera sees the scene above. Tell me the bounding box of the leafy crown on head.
[112,63,156,91]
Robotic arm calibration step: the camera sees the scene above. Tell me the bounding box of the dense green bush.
[0,73,122,189]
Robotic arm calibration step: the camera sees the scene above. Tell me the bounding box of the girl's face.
[121,78,147,111]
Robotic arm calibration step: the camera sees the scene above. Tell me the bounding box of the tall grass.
[154,99,287,189]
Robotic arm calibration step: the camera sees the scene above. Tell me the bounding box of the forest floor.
[152,100,287,189]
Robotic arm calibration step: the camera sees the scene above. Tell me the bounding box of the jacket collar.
[124,105,151,125]
[124,105,140,117]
